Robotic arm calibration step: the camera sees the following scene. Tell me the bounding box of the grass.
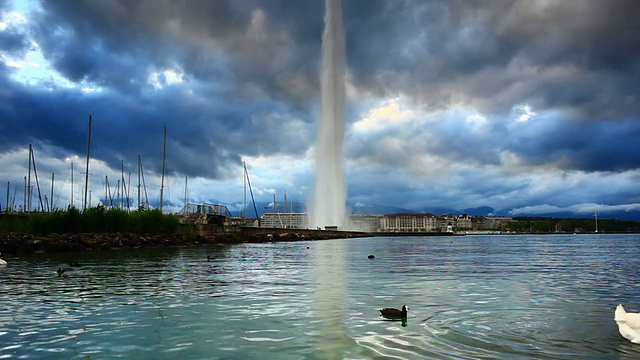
[0,206,181,235]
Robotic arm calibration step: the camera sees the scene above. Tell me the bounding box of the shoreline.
[3,229,628,255]
[0,229,372,255]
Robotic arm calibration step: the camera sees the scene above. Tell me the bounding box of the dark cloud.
[1,0,639,217]
[0,0,319,190]
[0,23,28,53]
[32,0,324,108]
[345,0,640,119]
[504,116,640,172]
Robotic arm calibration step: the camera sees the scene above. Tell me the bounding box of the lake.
[1,234,639,359]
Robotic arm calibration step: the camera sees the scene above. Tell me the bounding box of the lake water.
[1,234,640,359]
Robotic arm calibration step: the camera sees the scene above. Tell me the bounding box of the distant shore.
[0,228,371,255]
[5,229,626,255]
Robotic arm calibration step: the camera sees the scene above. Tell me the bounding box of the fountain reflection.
[312,240,357,358]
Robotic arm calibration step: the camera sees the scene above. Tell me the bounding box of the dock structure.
[178,203,232,231]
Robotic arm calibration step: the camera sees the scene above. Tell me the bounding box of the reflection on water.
[312,240,370,359]
[0,234,640,359]
[313,240,348,358]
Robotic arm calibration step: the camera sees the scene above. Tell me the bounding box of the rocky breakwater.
[0,230,370,254]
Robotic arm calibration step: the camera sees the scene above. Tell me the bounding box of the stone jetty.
[0,228,371,254]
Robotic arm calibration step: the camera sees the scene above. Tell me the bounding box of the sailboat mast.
[243,161,247,221]
[83,115,92,210]
[283,190,287,214]
[137,155,141,210]
[30,147,44,212]
[243,162,259,223]
[184,176,188,207]
[120,159,129,210]
[70,162,74,208]
[160,125,166,212]
[274,192,283,228]
[116,179,120,208]
[27,144,32,211]
[106,175,114,208]
[104,175,108,209]
[50,172,54,211]
[139,156,149,209]
[23,176,26,212]
[595,212,598,233]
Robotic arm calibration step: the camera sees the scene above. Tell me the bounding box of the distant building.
[257,210,513,233]
[260,212,309,229]
[471,216,510,231]
[348,214,382,232]
[455,214,473,230]
[485,216,513,230]
[435,214,454,232]
[381,213,437,232]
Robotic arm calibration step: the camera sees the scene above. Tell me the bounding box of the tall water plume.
[311,0,346,228]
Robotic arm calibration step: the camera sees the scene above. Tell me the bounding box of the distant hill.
[349,203,416,215]
[506,209,640,222]
[424,206,496,217]
[215,199,640,222]
[461,206,495,216]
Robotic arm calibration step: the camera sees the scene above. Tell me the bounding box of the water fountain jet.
[311,0,346,229]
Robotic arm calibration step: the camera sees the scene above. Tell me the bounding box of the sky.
[1,0,639,219]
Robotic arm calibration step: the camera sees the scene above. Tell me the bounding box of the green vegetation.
[0,206,181,235]
[507,216,640,233]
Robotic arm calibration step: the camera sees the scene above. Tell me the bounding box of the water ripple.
[0,235,639,359]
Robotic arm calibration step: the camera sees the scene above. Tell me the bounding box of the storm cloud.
[0,0,639,218]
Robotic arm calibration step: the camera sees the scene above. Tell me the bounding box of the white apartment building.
[258,211,512,233]
[260,212,309,229]
[380,213,438,232]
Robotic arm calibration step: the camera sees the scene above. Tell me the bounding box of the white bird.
[0,253,6,266]
[615,304,640,343]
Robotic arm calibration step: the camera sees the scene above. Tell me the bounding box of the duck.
[368,254,375,259]
[0,253,6,266]
[380,305,408,320]
[615,304,640,343]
